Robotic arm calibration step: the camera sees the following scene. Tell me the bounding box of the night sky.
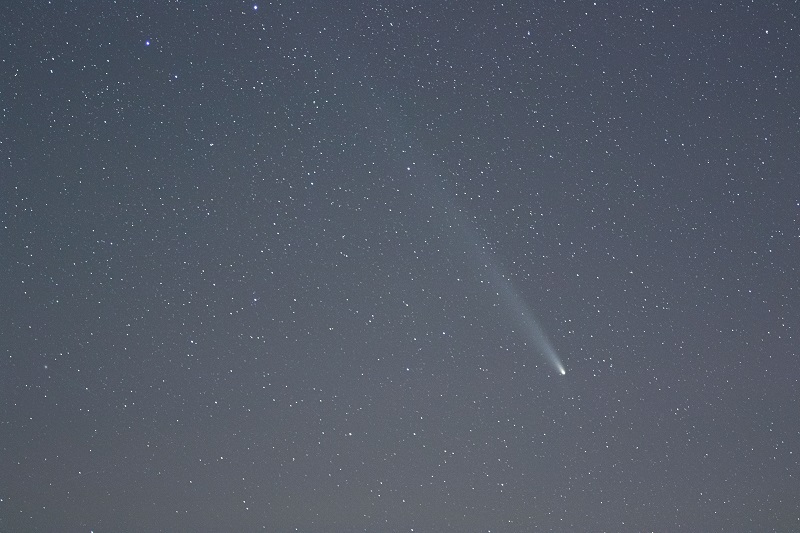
[2,1,799,531]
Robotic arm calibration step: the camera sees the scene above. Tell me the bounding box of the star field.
[2,1,798,531]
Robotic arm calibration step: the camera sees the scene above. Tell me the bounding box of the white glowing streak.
[483,260,566,375]
[418,174,566,375]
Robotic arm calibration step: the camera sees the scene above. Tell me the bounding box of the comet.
[481,253,566,375]
[516,297,567,376]
[395,145,567,375]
